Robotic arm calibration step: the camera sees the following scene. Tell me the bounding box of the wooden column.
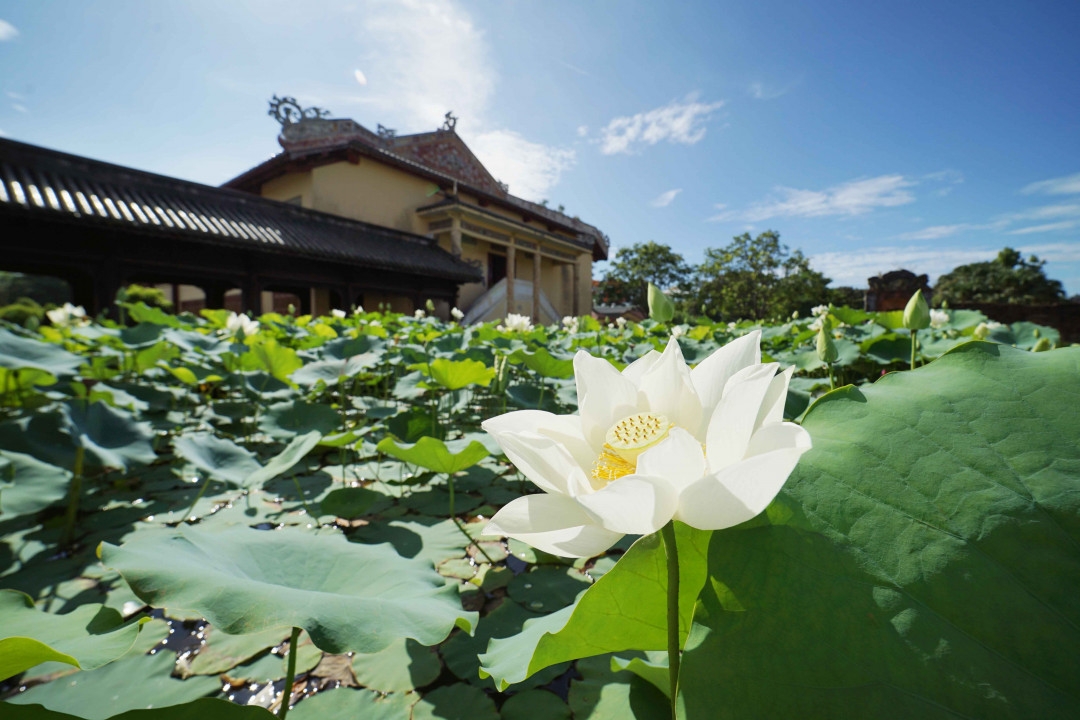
[572,259,580,316]
[506,243,516,316]
[450,216,462,257]
[532,252,541,323]
[242,273,261,315]
[561,263,572,317]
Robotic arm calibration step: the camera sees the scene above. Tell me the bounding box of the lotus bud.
[426,298,436,312]
[1032,337,1052,352]
[816,325,838,364]
[902,289,930,330]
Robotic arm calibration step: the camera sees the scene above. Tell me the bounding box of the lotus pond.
[0,301,1077,719]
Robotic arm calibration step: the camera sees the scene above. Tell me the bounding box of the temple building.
[225,98,608,322]
[0,97,609,322]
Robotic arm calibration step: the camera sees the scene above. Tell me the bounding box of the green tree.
[691,231,831,321]
[934,248,1066,306]
[594,241,691,309]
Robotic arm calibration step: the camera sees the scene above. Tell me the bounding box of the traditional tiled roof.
[223,118,609,260]
[0,138,482,283]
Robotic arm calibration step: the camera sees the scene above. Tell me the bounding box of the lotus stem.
[182,474,212,523]
[278,626,301,720]
[910,329,918,370]
[60,446,86,548]
[448,474,495,564]
[828,362,835,391]
[661,520,680,720]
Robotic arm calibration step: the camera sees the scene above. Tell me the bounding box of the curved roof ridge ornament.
[440,111,458,132]
[268,95,331,127]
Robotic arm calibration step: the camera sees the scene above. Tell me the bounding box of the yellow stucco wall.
[261,173,313,207]
[309,160,434,234]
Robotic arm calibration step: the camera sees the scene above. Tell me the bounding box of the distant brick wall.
[955,303,1080,344]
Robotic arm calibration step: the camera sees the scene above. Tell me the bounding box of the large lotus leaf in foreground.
[0,589,147,681]
[2,698,273,719]
[479,522,711,690]
[679,342,1080,719]
[100,526,477,654]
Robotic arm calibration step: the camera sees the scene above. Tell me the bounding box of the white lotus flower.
[331,308,347,319]
[353,305,365,315]
[974,321,1003,340]
[561,315,579,334]
[481,331,811,558]
[929,309,949,329]
[615,317,628,329]
[224,311,259,338]
[811,304,829,317]
[414,309,427,319]
[671,325,685,339]
[451,307,465,321]
[502,313,533,333]
[46,303,89,327]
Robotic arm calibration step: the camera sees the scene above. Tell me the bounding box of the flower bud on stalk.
[1032,337,1052,352]
[903,289,929,370]
[816,325,838,364]
[902,290,931,330]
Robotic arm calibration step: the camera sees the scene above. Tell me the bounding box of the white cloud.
[1002,203,1080,221]
[748,82,788,100]
[469,129,575,202]
[307,0,572,201]
[347,0,494,133]
[813,241,1080,289]
[6,91,23,100]
[599,95,725,155]
[650,189,682,208]
[923,169,964,184]
[0,20,18,42]
[812,246,997,287]
[1008,220,1079,235]
[11,103,26,113]
[559,60,591,77]
[710,175,916,222]
[1021,172,1080,196]
[576,125,588,138]
[897,224,970,241]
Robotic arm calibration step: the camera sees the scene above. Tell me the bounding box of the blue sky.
[2,0,1078,293]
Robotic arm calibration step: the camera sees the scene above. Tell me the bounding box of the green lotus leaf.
[124,302,185,329]
[258,400,341,439]
[376,436,489,474]
[0,328,83,375]
[478,522,710,690]
[678,342,1080,719]
[0,698,274,720]
[349,636,442,692]
[647,282,675,323]
[173,431,320,488]
[240,337,302,384]
[171,432,260,486]
[0,589,148,681]
[0,366,56,390]
[420,357,495,390]
[0,450,71,517]
[59,400,157,469]
[3,652,221,718]
[516,348,575,379]
[290,354,379,386]
[321,486,385,519]
[100,525,477,655]
[118,323,166,348]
